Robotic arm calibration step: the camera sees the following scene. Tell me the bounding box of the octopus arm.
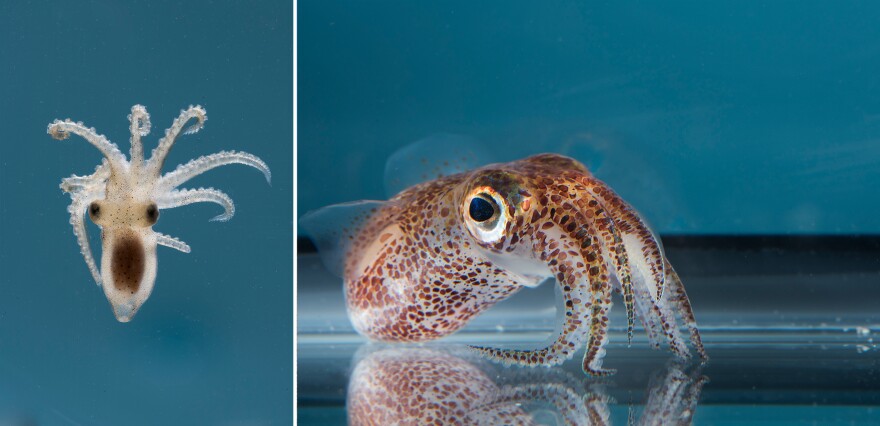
[156,232,192,253]
[156,187,235,222]
[68,195,103,286]
[157,150,271,190]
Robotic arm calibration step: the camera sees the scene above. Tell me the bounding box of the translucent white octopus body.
[49,105,270,322]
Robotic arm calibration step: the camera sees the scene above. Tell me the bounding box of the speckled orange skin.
[347,348,533,426]
[345,154,706,375]
[347,347,708,425]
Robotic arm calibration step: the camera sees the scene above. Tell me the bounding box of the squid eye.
[88,202,101,220]
[469,196,497,222]
[145,203,159,225]
[463,189,509,244]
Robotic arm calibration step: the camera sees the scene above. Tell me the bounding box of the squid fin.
[383,133,490,197]
[299,200,389,277]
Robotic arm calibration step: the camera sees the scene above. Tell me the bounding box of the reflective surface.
[346,346,705,425]
[298,340,879,425]
[297,242,880,424]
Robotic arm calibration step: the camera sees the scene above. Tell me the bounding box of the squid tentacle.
[61,162,111,193]
[48,120,127,172]
[492,384,596,425]
[156,187,235,222]
[128,104,151,168]
[156,232,192,253]
[651,287,691,359]
[573,220,615,376]
[642,363,709,425]
[470,204,615,376]
[157,150,271,190]
[586,205,636,345]
[586,178,667,301]
[146,105,207,176]
[584,177,693,357]
[665,260,708,359]
[584,389,614,426]
[558,191,620,374]
[633,284,664,350]
[68,195,103,286]
[469,238,591,369]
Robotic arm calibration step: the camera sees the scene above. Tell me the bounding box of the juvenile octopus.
[308,153,705,375]
[49,105,270,322]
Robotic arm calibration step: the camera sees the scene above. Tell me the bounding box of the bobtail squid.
[50,105,270,322]
[302,135,706,375]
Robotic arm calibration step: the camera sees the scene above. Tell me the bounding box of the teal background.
[298,1,880,235]
[0,1,292,424]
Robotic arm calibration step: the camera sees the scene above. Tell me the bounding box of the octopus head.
[88,197,161,322]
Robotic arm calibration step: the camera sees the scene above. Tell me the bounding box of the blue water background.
[298,1,880,235]
[0,1,292,424]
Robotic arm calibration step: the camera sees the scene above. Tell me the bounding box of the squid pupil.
[89,203,100,217]
[469,197,495,222]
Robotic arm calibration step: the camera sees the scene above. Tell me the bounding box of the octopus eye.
[469,196,497,222]
[463,188,509,244]
[88,202,101,220]
[145,203,159,225]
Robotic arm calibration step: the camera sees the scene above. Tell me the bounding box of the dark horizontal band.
[297,235,880,254]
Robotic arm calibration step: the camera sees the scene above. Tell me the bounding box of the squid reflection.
[347,346,707,426]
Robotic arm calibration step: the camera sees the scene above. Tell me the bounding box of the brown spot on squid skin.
[111,232,145,293]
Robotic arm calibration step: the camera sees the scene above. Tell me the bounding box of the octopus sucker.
[51,104,270,322]
[303,141,706,375]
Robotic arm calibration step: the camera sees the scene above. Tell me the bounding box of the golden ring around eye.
[462,186,509,244]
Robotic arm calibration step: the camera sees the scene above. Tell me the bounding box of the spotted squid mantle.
[306,150,706,375]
